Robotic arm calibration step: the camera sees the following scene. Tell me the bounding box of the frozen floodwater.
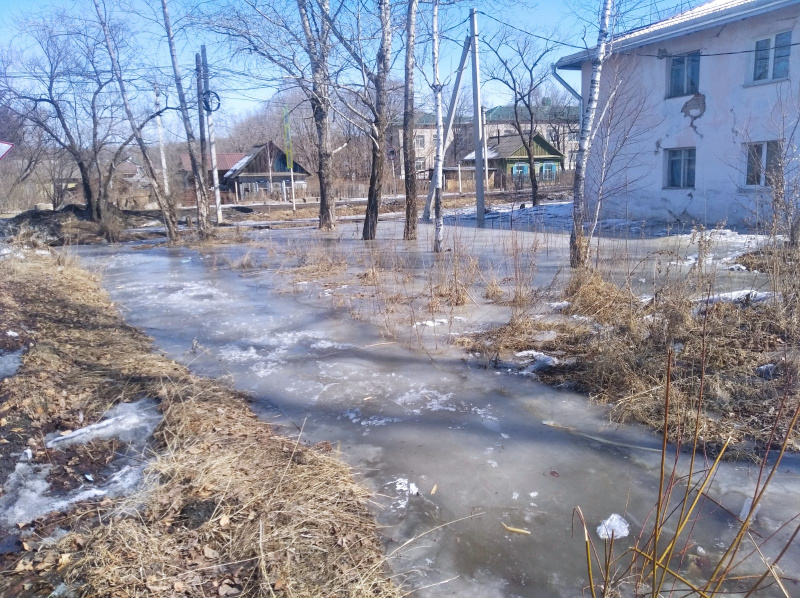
[75,233,799,597]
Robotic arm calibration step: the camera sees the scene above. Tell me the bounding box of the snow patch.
[46,399,161,449]
[597,514,630,539]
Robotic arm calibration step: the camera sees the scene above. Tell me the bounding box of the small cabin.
[224,142,311,203]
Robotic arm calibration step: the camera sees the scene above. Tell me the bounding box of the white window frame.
[414,135,426,150]
[665,148,696,189]
[750,31,792,83]
[744,140,782,187]
[667,51,701,98]
[413,157,426,178]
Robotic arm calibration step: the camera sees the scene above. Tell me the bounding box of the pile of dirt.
[459,270,800,456]
[0,249,398,597]
[0,205,165,246]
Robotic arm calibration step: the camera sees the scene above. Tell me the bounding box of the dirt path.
[0,249,397,597]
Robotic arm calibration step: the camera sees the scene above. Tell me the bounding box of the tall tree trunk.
[313,97,336,229]
[528,154,539,205]
[362,0,392,241]
[570,0,613,268]
[432,0,444,253]
[93,0,179,241]
[160,0,210,238]
[402,0,419,241]
[297,0,335,230]
[76,159,98,220]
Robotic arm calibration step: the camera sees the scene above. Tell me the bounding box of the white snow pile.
[596,513,630,539]
[547,301,570,312]
[0,399,162,530]
[697,290,777,308]
[516,350,559,373]
[46,399,161,449]
[414,318,449,328]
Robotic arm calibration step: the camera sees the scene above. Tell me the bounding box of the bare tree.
[0,10,128,221]
[205,0,337,229]
[485,28,555,206]
[323,0,394,240]
[402,0,420,240]
[160,0,210,237]
[93,0,179,240]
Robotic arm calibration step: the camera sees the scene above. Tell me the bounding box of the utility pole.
[482,105,489,192]
[423,34,471,221]
[201,46,222,223]
[154,84,170,196]
[195,53,207,198]
[470,8,485,227]
[283,108,296,212]
[432,0,444,252]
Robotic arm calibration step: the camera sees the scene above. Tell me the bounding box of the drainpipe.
[551,64,583,129]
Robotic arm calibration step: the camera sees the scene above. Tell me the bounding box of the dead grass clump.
[484,277,504,302]
[358,266,380,286]
[68,381,398,598]
[561,269,643,326]
[228,250,256,270]
[289,246,347,280]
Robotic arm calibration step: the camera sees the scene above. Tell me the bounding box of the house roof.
[462,133,565,162]
[116,160,140,176]
[179,152,247,172]
[224,141,310,179]
[555,0,797,70]
[485,104,580,124]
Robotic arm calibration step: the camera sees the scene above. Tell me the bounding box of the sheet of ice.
[596,514,630,539]
[516,350,559,373]
[699,290,777,306]
[0,349,23,380]
[46,399,161,449]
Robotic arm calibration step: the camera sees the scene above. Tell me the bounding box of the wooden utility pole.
[202,46,222,223]
[471,8,485,227]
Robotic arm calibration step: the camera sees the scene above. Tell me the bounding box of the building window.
[753,32,792,82]
[414,157,426,177]
[668,51,700,97]
[567,132,579,142]
[504,128,516,135]
[414,135,425,150]
[548,130,558,142]
[666,148,695,188]
[539,162,557,181]
[746,141,782,186]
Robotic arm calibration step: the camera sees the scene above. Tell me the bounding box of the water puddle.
[75,241,800,597]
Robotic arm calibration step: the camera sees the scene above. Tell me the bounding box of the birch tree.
[402,0,420,241]
[431,0,444,252]
[570,0,613,268]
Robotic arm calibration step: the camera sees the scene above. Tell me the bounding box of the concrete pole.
[154,85,170,196]
[458,163,462,193]
[201,46,222,223]
[482,105,490,191]
[470,8,485,227]
[195,54,207,187]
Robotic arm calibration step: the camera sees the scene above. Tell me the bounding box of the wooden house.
[462,134,565,188]
[224,142,311,203]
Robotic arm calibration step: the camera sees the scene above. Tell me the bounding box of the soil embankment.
[0,250,397,597]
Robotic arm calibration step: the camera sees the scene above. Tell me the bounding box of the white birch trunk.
[432,0,444,253]
[570,0,613,268]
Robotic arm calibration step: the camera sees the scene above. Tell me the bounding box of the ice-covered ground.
[72,238,800,597]
[0,399,161,531]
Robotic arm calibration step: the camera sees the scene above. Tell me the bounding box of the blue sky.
[0,0,698,134]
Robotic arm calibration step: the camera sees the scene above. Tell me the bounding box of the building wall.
[580,4,799,228]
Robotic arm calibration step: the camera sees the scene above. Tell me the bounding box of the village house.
[555,0,800,228]
[461,133,566,190]
[178,152,246,206]
[387,103,579,180]
[223,141,311,203]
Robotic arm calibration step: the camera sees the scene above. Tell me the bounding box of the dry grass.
[459,266,800,453]
[285,244,348,280]
[0,251,397,598]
